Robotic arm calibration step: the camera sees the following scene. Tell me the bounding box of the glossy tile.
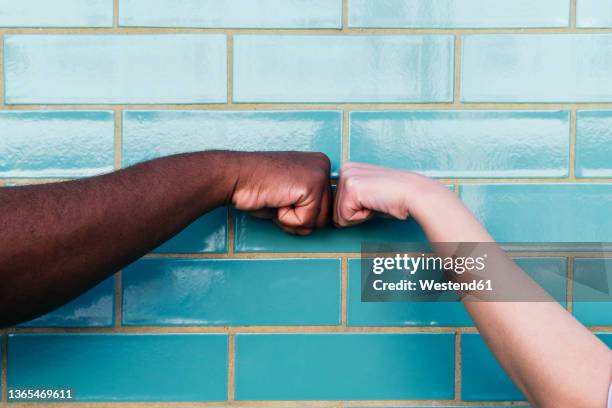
[8,334,228,401]
[459,184,612,242]
[598,333,612,348]
[0,0,112,27]
[235,211,428,253]
[120,0,341,28]
[153,207,227,254]
[122,110,342,174]
[123,258,340,326]
[577,0,612,27]
[349,110,569,178]
[233,35,454,103]
[4,35,227,104]
[19,277,115,328]
[0,111,114,178]
[576,111,612,178]
[235,333,454,400]
[572,258,612,326]
[462,34,612,102]
[462,333,524,401]
[347,258,566,326]
[349,0,569,28]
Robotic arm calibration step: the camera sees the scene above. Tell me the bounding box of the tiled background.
[1,0,612,406]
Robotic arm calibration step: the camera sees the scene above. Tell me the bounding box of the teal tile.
[460,184,612,242]
[233,35,454,103]
[598,333,612,348]
[0,111,114,178]
[19,277,115,328]
[576,111,612,178]
[235,212,427,253]
[348,258,566,326]
[120,0,341,28]
[349,0,569,28]
[462,333,525,401]
[4,35,226,104]
[235,333,454,400]
[577,0,612,27]
[122,110,342,175]
[123,258,340,326]
[350,110,569,178]
[153,207,227,254]
[572,258,612,326]
[462,34,612,102]
[8,334,227,401]
[0,0,112,27]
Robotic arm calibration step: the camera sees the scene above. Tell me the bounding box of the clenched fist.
[333,162,449,228]
[231,151,332,235]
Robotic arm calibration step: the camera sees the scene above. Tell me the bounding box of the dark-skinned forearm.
[0,151,239,327]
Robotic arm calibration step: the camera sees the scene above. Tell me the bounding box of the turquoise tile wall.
[235,333,455,400]
[577,0,612,27]
[0,0,113,28]
[119,0,342,28]
[349,0,569,28]
[1,0,610,406]
[233,35,454,103]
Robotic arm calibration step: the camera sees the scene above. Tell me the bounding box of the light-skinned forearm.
[406,174,612,408]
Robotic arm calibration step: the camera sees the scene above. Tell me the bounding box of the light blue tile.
[577,0,612,27]
[350,110,569,178]
[122,110,342,174]
[123,258,340,326]
[348,258,566,327]
[235,211,427,253]
[4,35,226,104]
[576,111,612,178]
[19,277,115,328]
[460,184,612,242]
[235,333,454,400]
[0,0,112,27]
[462,34,612,103]
[233,35,454,103]
[120,0,341,28]
[572,258,612,326]
[349,0,569,28]
[462,333,525,401]
[0,111,114,178]
[153,207,227,254]
[8,333,227,401]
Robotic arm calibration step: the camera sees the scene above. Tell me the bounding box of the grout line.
[341,258,348,326]
[114,110,123,170]
[453,34,462,105]
[570,0,577,29]
[342,0,349,30]
[2,102,612,111]
[0,33,4,107]
[227,207,235,256]
[227,333,235,401]
[342,110,349,163]
[113,0,120,28]
[2,27,612,35]
[454,332,462,401]
[567,256,574,314]
[227,33,234,103]
[569,109,577,179]
[114,271,123,328]
[0,400,533,407]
